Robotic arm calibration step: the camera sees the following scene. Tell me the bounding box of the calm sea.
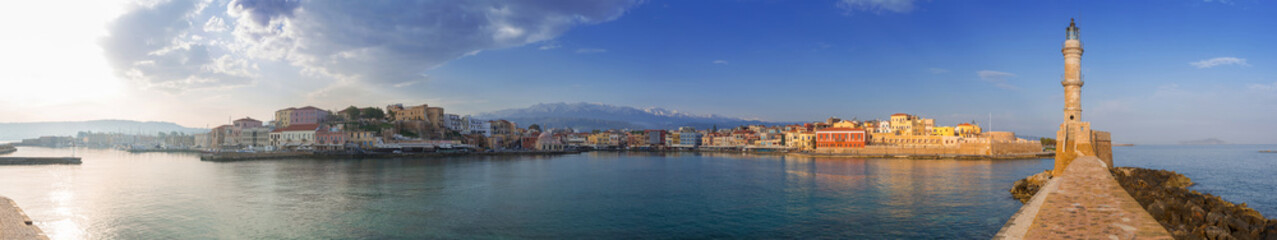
[0,145,1272,239]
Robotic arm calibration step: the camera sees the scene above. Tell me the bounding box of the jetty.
[0,196,47,239]
[995,156,1171,239]
[0,157,81,165]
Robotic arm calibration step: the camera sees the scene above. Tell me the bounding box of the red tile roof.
[271,124,321,133]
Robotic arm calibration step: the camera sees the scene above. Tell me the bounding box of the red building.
[816,128,866,149]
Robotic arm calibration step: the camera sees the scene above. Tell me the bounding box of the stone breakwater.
[1110,167,1277,240]
[1009,170,1052,204]
[1009,167,1277,239]
[0,196,48,239]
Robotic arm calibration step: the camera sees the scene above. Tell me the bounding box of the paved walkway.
[0,196,46,240]
[997,156,1171,239]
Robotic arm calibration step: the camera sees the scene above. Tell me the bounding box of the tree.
[528,124,542,132]
[362,107,385,120]
[1040,137,1057,146]
[342,106,361,119]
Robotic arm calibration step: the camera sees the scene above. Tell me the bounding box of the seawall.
[200,151,584,161]
[0,196,48,239]
[0,157,81,165]
[995,156,1171,239]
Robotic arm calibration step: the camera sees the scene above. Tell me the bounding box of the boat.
[1261,150,1276,153]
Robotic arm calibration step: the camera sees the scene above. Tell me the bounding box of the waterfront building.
[644,130,666,146]
[274,108,293,128]
[832,120,859,129]
[677,129,702,148]
[346,131,379,149]
[889,113,935,136]
[955,123,983,138]
[386,104,428,121]
[784,130,816,150]
[932,126,956,137]
[238,127,271,148]
[443,114,464,132]
[315,126,347,151]
[269,124,321,149]
[816,128,866,149]
[274,106,331,128]
[463,116,490,136]
[536,132,565,151]
[233,117,263,129]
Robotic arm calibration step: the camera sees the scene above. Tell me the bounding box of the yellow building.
[274,108,294,127]
[932,126,955,137]
[832,120,859,129]
[889,113,935,136]
[784,131,816,150]
[387,104,429,121]
[956,123,983,138]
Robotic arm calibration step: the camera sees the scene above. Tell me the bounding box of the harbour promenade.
[995,156,1171,239]
[0,196,47,239]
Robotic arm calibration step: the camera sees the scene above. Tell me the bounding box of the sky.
[0,0,1274,144]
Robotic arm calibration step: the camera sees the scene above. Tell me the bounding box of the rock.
[1009,170,1052,204]
[1148,199,1168,220]
[1205,225,1236,240]
[1107,167,1277,240]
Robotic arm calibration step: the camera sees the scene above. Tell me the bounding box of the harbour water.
[0,145,1272,239]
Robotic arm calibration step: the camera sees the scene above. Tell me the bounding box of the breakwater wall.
[200,151,584,161]
[1110,167,1277,239]
[0,157,81,165]
[995,156,1171,239]
[0,196,48,239]
[1007,166,1277,239]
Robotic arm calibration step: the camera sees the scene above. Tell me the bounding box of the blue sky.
[0,0,1273,144]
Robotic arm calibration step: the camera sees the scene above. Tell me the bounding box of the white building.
[463,116,491,136]
[444,114,464,132]
[269,124,320,148]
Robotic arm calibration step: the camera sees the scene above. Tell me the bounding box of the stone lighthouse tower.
[1052,19,1112,176]
[1062,19,1083,122]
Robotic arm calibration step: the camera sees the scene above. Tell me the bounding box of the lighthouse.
[1062,18,1084,122]
[1052,19,1112,176]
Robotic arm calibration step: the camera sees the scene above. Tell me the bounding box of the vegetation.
[361,107,385,119]
[1040,137,1056,146]
[528,124,542,132]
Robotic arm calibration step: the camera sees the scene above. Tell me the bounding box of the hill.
[0,120,207,140]
[474,102,786,131]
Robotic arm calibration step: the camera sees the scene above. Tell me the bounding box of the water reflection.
[2,147,1053,239]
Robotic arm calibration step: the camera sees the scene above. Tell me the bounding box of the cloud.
[927,68,948,74]
[712,60,728,65]
[977,70,1017,90]
[1190,57,1249,68]
[837,0,915,14]
[576,48,608,54]
[539,42,561,50]
[1249,82,1277,91]
[102,0,642,93]
[102,1,256,93]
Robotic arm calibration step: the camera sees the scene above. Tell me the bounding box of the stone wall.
[813,140,1041,156]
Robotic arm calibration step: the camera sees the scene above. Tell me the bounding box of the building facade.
[816,128,866,149]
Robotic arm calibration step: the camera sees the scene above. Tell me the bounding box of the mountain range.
[0,120,207,140]
[474,102,784,131]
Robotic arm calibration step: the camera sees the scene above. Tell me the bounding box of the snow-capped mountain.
[474,102,779,130]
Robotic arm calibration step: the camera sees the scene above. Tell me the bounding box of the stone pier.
[0,196,47,239]
[994,156,1171,239]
